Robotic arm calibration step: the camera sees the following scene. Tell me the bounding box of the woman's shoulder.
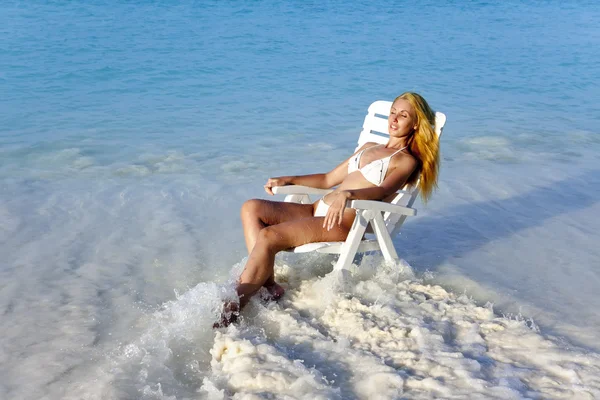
[391,148,419,170]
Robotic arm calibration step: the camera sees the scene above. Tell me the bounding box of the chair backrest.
[354,100,446,235]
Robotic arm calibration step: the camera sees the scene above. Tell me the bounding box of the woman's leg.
[240,199,314,296]
[215,211,355,327]
[237,211,356,308]
[240,199,314,252]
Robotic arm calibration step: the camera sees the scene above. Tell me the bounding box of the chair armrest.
[349,200,417,216]
[271,185,333,196]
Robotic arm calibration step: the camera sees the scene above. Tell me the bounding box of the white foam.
[201,258,600,399]
[220,160,259,173]
[115,164,153,176]
[456,136,520,162]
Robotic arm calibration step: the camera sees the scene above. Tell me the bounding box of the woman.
[216,92,439,327]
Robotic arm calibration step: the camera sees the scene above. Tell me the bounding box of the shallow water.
[1,1,600,398]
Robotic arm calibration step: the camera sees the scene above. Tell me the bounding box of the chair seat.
[287,238,381,254]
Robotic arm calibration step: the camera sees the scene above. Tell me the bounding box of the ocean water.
[1,1,600,399]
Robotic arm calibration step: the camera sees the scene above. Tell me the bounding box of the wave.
[66,256,600,399]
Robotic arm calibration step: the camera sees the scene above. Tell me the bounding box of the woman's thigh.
[258,211,356,251]
[242,199,315,226]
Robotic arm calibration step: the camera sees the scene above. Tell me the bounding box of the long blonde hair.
[394,92,439,202]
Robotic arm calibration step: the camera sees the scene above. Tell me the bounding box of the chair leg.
[371,212,399,261]
[333,210,369,271]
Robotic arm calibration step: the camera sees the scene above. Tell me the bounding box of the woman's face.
[388,98,417,138]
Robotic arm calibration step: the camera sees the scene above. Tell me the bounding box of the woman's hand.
[323,190,351,231]
[264,176,292,195]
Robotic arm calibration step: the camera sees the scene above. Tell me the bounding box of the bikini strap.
[389,145,408,158]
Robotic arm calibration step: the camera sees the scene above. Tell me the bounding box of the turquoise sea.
[1,1,600,399]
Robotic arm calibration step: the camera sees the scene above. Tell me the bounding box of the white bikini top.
[347,144,407,186]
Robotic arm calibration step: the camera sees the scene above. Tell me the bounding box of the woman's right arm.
[263,174,328,195]
[264,142,376,195]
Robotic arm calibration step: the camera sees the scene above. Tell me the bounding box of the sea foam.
[200,257,600,399]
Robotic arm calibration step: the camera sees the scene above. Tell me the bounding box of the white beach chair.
[272,100,446,272]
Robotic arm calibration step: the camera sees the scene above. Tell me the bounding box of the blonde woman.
[216,92,440,327]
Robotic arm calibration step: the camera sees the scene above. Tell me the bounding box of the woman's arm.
[323,154,418,230]
[264,142,378,195]
[346,155,419,200]
[263,173,329,194]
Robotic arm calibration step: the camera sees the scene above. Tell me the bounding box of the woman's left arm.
[323,157,418,230]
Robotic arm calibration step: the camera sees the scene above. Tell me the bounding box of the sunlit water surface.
[1,1,600,399]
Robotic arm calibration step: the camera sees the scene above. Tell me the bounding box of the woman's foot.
[213,301,240,328]
[261,282,285,302]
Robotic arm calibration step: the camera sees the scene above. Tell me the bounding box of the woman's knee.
[240,198,266,220]
[255,226,287,251]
